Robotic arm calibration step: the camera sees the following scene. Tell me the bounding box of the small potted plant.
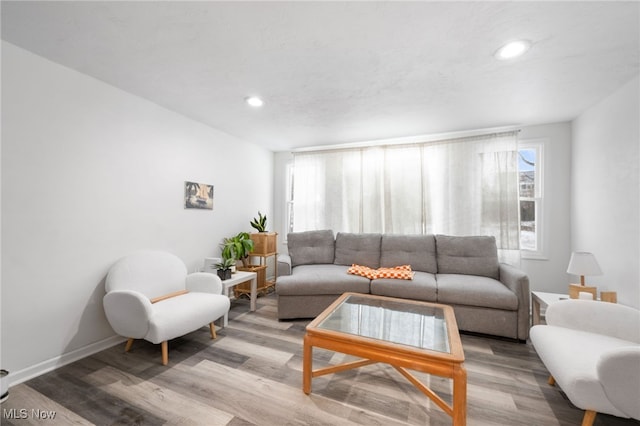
[250,211,267,232]
[249,211,277,255]
[214,257,235,280]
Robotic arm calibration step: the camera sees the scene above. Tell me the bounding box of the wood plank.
[0,384,93,425]
[181,358,411,426]
[83,365,234,425]
[213,335,295,365]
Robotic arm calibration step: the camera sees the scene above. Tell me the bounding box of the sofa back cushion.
[435,235,500,279]
[380,234,437,273]
[334,232,382,268]
[287,230,335,267]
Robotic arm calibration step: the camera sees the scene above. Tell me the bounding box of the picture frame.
[184,181,214,210]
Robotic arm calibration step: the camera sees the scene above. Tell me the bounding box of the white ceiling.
[2,1,639,152]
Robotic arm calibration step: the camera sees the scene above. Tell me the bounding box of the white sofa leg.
[209,322,217,339]
[125,338,134,352]
[548,375,555,386]
[581,410,597,426]
[161,341,168,365]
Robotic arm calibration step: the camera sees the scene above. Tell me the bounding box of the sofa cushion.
[146,293,230,344]
[287,230,335,268]
[370,271,437,302]
[436,273,517,310]
[276,264,370,296]
[436,235,499,279]
[334,232,382,268]
[380,234,437,273]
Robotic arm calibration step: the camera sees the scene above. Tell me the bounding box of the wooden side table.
[249,232,278,292]
[531,291,569,326]
[532,290,618,326]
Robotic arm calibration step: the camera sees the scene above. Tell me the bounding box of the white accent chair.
[104,251,230,365]
[530,299,640,426]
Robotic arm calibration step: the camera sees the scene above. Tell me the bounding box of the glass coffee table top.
[316,294,450,353]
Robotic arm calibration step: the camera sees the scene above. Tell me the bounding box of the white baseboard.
[6,335,125,388]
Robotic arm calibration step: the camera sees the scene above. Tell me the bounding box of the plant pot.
[250,232,277,255]
[217,269,232,280]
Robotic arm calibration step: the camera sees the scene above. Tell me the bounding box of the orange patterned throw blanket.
[347,264,415,280]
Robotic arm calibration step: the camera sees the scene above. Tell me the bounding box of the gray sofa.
[276,230,530,341]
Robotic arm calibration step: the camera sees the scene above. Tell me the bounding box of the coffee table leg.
[250,276,257,311]
[303,335,312,394]
[452,365,467,425]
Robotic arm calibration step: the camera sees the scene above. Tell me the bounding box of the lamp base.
[568,283,597,300]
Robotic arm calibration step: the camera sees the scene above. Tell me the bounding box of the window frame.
[284,160,295,238]
[518,139,546,260]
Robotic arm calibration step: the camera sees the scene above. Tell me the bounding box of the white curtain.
[292,131,520,261]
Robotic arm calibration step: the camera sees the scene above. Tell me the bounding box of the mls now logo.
[3,408,28,419]
[3,408,57,419]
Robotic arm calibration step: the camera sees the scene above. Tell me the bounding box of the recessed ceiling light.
[245,96,264,107]
[495,40,531,60]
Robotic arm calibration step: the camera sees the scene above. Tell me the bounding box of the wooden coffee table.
[303,292,467,425]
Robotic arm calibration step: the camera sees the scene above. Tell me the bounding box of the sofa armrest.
[546,300,640,343]
[499,263,530,340]
[103,290,152,338]
[185,272,223,295]
[278,254,292,276]
[598,346,640,419]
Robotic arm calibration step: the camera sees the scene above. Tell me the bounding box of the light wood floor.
[2,294,638,426]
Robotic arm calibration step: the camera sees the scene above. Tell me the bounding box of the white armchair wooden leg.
[548,375,555,386]
[161,341,168,365]
[581,410,597,426]
[125,338,134,352]
[209,322,217,339]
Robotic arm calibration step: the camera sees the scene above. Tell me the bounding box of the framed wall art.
[184,181,214,210]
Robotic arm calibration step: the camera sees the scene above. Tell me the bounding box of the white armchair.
[530,299,640,426]
[104,251,230,365]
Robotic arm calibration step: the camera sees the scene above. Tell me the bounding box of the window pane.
[518,147,538,251]
[518,149,535,197]
[520,200,536,250]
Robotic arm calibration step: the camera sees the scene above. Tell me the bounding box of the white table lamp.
[567,252,602,285]
[567,251,602,299]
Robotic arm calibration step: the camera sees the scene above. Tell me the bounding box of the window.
[518,140,544,257]
[290,131,522,262]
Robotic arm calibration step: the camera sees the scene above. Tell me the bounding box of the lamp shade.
[567,252,603,276]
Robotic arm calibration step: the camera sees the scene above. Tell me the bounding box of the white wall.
[572,75,639,308]
[1,42,274,383]
[519,122,573,293]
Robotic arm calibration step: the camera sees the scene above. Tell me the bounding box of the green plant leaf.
[220,232,255,262]
[250,211,267,231]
